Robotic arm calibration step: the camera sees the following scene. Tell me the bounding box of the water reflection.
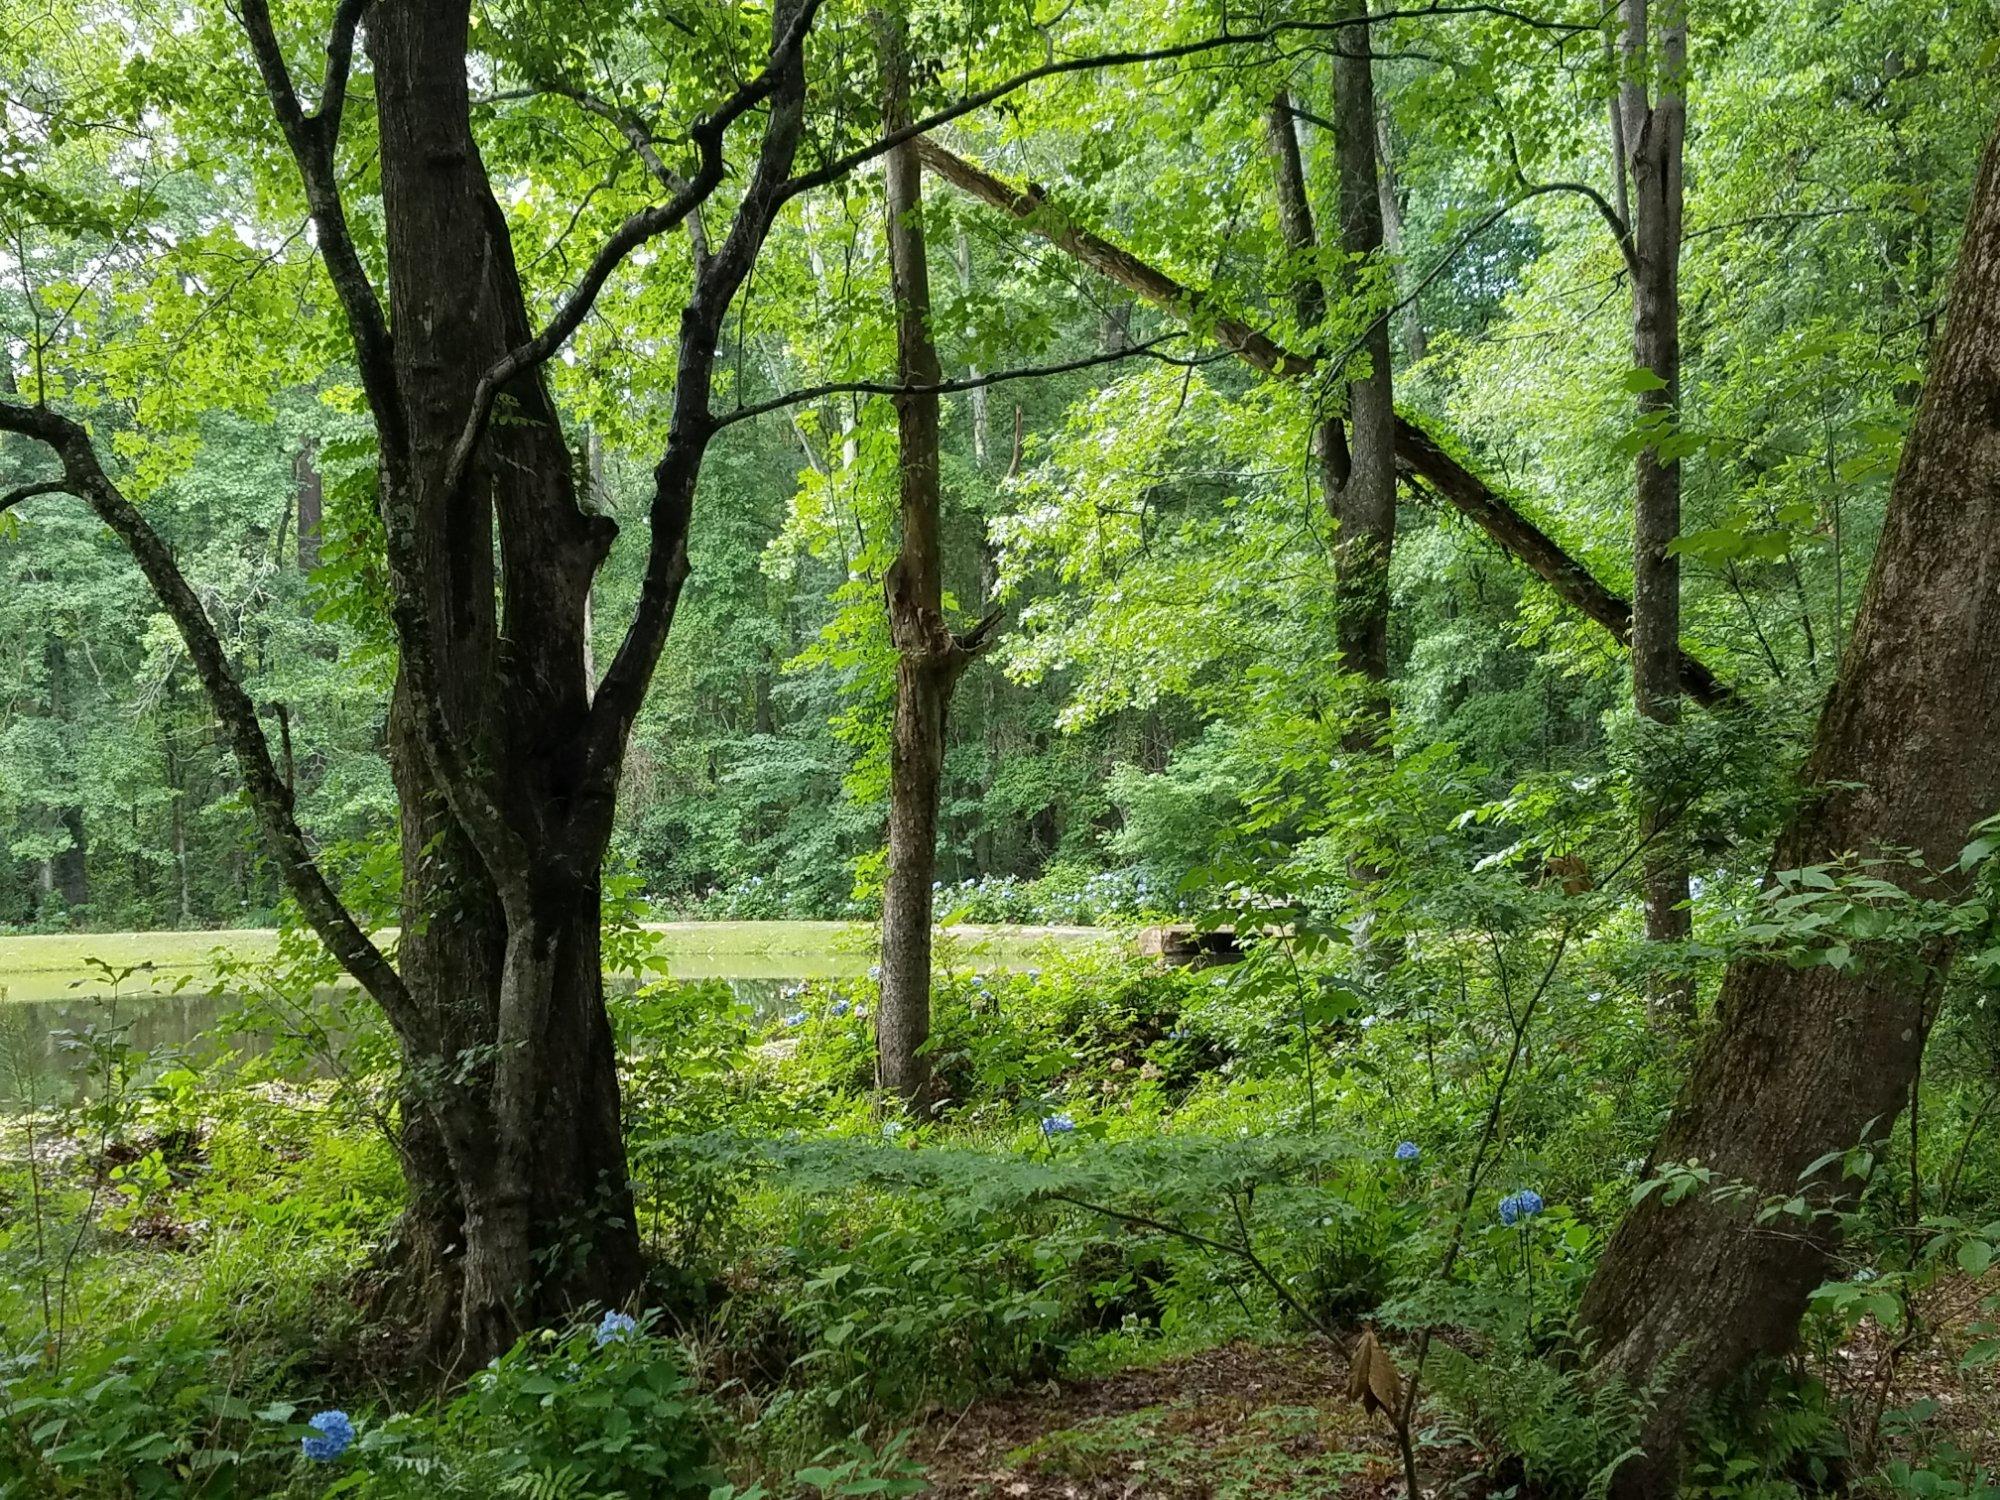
[0,971,838,1105]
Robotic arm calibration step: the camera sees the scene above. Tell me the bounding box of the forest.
[2,0,1999,1494]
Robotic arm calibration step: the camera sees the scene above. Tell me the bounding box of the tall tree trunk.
[1621,0,1694,1022]
[1374,111,1426,365]
[1580,112,2000,1498]
[876,11,982,1109]
[294,438,323,571]
[1331,0,1397,718]
[0,0,828,1371]
[43,637,87,914]
[366,0,638,1364]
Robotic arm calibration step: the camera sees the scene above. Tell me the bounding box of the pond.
[0,922,1105,1104]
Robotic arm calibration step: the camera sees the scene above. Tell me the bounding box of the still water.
[0,965,861,1105]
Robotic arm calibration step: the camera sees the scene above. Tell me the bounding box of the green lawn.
[0,921,1112,1002]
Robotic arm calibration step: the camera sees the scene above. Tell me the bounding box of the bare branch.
[0,398,422,1043]
[577,0,816,814]
[0,477,70,513]
[709,334,1217,432]
[781,4,1597,201]
[316,0,370,138]
[235,0,401,451]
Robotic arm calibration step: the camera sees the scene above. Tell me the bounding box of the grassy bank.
[0,921,1115,1002]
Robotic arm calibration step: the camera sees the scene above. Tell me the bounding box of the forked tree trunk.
[1620,0,1694,1022]
[366,0,638,1363]
[3,0,822,1372]
[1580,111,2000,1497]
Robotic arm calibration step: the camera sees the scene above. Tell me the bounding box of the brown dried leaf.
[1346,1328,1402,1418]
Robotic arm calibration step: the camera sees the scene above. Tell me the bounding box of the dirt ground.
[913,1271,1999,1499]
[914,1338,1434,1499]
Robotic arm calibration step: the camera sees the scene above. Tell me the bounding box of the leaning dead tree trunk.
[914,140,1728,709]
[4,0,816,1370]
[875,14,998,1107]
[1579,112,2000,1498]
[1620,0,1695,1022]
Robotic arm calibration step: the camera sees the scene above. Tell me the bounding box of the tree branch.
[708,334,1218,433]
[440,0,824,503]
[779,4,1595,204]
[0,398,423,1044]
[916,141,1731,708]
[576,0,815,820]
[0,478,70,514]
[235,0,401,454]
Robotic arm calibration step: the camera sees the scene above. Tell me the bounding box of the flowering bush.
[300,1407,354,1461]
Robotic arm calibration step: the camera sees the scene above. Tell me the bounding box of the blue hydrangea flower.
[301,1410,354,1462]
[832,999,852,1018]
[596,1309,639,1346]
[782,1011,807,1028]
[1498,1190,1545,1227]
[1040,1113,1076,1137]
[1393,1140,1421,1162]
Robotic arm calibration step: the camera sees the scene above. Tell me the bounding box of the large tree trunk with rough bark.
[1620,0,1694,1021]
[1580,111,2000,1498]
[365,0,639,1364]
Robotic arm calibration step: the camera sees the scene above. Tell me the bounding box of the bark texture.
[294,439,323,571]
[1620,0,1694,1020]
[1579,112,2000,1497]
[1329,0,1396,700]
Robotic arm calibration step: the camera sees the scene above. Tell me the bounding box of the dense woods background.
[4,0,2000,1495]
[2,0,1977,937]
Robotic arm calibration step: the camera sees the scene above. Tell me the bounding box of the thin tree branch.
[709,334,1216,432]
[779,4,1597,204]
[0,478,70,513]
[234,0,401,453]
[577,0,814,816]
[440,0,824,503]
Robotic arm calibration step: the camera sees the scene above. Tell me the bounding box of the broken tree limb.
[915,138,1731,709]
[1395,421,1729,708]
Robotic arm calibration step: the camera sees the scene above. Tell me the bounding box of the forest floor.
[0,920,1113,1001]
[913,1275,2000,1500]
[913,1338,1438,1499]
